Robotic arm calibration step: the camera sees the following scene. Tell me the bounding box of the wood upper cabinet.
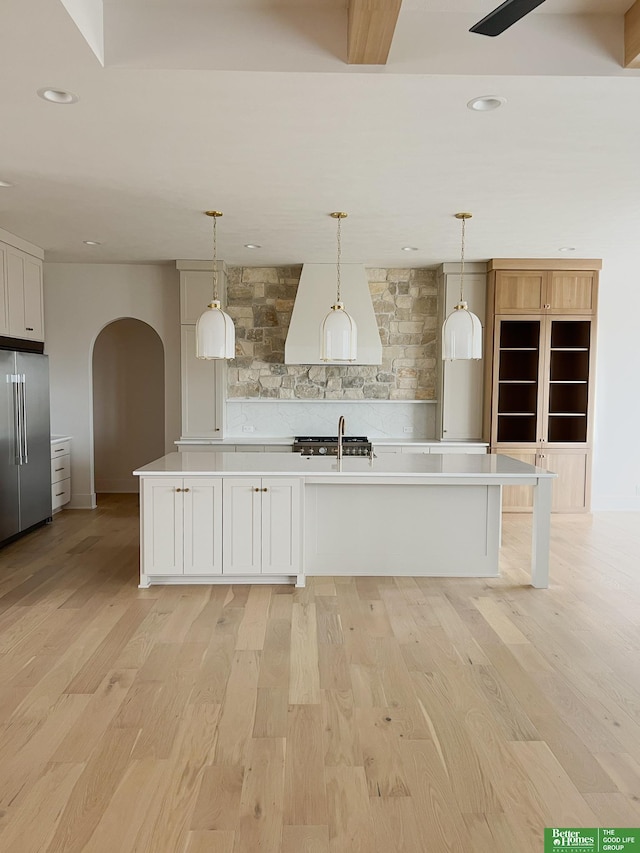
[494,271,546,313]
[491,263,598,316]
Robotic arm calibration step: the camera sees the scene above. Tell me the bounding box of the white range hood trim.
[284,263,382,365]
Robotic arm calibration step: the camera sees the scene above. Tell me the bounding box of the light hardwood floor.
[0,495,639,852]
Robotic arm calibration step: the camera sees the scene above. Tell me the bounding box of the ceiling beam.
[347,0,402,65]
[625,0,640,68]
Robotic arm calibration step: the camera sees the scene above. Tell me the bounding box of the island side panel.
[304,483,500,577]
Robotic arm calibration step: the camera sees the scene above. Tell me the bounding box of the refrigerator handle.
[11,374,22,465]
[20,375,28,464]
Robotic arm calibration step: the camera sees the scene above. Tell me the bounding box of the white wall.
[591,251,640,511]
[44,263,180,508]
[93,318,165,493]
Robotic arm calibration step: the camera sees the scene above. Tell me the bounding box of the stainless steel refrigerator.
[1,349,52,546]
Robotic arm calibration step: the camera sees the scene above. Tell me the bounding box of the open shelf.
[498,382,537,415]
[548,415,588,443]
[499,320,541,349]
[550,320,590,349]
[497,414,537,443]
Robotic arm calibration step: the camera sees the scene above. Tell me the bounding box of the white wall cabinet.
[178,263,229,439]
[436,262,487,441]
[141,476,223,576]
[0,242,44,341]
[222,477,302,576]
[180,326,225,438]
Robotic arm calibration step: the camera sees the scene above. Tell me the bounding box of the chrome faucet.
[337,415,345,461]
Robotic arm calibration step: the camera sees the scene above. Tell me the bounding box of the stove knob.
[318,446,327,455]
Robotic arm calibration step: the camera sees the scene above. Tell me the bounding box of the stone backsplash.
[226,265,438,400]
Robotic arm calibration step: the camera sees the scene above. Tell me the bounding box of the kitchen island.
[134,452,555,589]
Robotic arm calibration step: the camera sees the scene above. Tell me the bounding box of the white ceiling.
[0,0,639,267]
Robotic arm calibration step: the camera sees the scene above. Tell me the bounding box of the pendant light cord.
[459,214,466,303]
[336,215,342,304]
[212,214,219,302]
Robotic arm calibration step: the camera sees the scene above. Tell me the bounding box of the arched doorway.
[92,318,165,498]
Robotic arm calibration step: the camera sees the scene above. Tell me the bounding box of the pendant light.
[320,212,357,362]
[442,212,483,360]
[195,210,236,360]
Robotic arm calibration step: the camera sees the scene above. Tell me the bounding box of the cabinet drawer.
[51,456,71,484]
[51,440,71,459]
[52,479,71,510]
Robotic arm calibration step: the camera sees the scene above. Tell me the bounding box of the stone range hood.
[284,263,383,365]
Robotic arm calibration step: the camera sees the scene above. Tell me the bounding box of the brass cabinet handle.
[55,467,64,472]
[26,327,34,331]
[55,491,65,497]
[254,487,260,492]
[183,488,190,492]
[261,487,268,492]
[176,488,183,492]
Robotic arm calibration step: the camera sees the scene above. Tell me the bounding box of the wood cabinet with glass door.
[484,259,600,512]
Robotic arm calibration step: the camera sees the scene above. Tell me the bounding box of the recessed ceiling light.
[0,180,13,187]
[467,96,506,112]
[558,246,576,252]
[83,240,101,246]
[37,87,79,105]
[402,246,418,252]
[244,244,261,249]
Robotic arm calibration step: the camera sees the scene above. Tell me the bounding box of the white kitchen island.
[134,452,555,589]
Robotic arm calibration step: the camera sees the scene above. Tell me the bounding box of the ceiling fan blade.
[470,0,547,36]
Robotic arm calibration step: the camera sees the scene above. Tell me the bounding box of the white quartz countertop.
[175,437,488,447]
[51,435,72,443]
[135,452,553,480]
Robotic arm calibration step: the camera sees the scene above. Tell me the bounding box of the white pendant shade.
[442,302,482,360]
[196,300,236,359]
[320,302,357,362]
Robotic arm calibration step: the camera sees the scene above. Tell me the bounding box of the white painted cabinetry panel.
[51,438,72,512]
[222,478,262,575]
[5,245,44,341]
[182,477,223,575]
[141,476,223,576]
[180,326,225,438]
[222,477,302,576]
[262,478,302,575]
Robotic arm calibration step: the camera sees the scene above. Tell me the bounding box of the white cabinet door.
[181,326,225,438]
[262,478,301,575]
[6,248,26,337]
[0,244,8,335]
[5,247,44,341]
[23,256,44,340]
[183,477,223,575]
[141,478,183,575]
[222,478,262,575]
